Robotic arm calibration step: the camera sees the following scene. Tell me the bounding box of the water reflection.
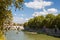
[6,30,27,40]
[5,30,39,40]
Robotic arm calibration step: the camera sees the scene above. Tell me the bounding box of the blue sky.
[12,0,60,24]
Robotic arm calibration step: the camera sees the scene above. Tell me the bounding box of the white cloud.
[32,11,48,16]
[25,17,34,21]
[25,18,29,21]
[32,8,58,17]
[25,0,58,17]
[53,14,58,16]
[34,0,43,1]
[21,14,25,17]
[47,8,58,13]
[13,17,27,24]
[25,0,52,9]
[13,16,34,24]
[14,14,17,15]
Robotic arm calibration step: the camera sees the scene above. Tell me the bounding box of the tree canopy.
[0,0,24,31]
[24,14,60,30]
[0,0,24,10]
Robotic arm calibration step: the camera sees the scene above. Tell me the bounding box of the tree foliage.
[0,0,24,31]
[0,0,24,10]
[24,14,60,30]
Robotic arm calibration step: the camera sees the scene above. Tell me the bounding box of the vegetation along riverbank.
[23,14,60,38]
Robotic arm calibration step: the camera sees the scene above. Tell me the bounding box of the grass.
[36,34,60,40]
[24,32,60,40]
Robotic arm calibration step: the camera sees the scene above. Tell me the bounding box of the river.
[4,30,60,40]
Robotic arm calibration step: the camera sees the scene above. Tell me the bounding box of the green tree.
[0,0,24,31]
[24,14,60,30]
[33,16,44,29]
[0,0,24,10]
[27,16,44,30]
[53,14,60,29]
[45,14,55,28]
[24,22,28,28]
[28,18,35,29]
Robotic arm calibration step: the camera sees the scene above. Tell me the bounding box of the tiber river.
[4,30,60,40]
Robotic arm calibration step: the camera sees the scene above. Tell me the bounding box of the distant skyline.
[12,0,60,24]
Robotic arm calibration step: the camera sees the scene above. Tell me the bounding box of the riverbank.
[23,28,60,38]
[4,30,60,40]
[23,31,37,34]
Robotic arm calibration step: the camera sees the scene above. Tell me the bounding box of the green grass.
[24,32,60,40]
[36,34,60,40]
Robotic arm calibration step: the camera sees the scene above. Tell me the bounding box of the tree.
[27,16,44,30]
[33,16,44,29]
[53,14,60,29]
[0,10,13,30]
[28,18,35,29]
[0,0,24,31]
[45,14,55,28]
[24,14,60,31]
[0,0,24,10]
[24,22,28,29]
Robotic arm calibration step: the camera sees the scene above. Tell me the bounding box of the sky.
[12,0,60,24]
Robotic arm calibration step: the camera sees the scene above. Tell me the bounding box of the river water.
[5,30,60,40]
